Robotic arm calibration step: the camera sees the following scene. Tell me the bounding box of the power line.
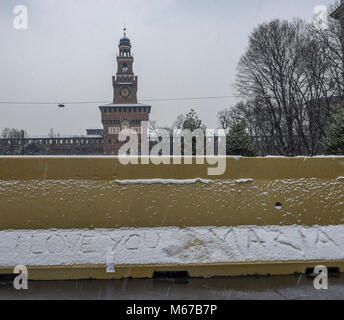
[0,101,109,105]
[141,95,240,102]
[0,95,241,105]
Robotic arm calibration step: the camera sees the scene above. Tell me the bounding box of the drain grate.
[153,271,189,281]
[305,267,341,278]
[0,274,16,282]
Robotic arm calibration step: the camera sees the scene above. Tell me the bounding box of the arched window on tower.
[122,63,128,73]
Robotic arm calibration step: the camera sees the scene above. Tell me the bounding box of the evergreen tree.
[226,120,257,157]
[180,109,206,155]
[324,110,344,155]
[182,109,206,133]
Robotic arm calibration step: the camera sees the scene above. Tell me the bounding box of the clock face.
[120,87,131,98]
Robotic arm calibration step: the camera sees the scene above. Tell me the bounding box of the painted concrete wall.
[0,157,343,229]
[0,156,343,279]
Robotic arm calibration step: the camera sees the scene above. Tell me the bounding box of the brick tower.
[100,29,151,155]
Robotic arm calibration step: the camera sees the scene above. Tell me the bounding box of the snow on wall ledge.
[113,178,213,185]
[1,225,344,267]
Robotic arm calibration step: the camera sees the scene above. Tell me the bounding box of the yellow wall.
[0,157,343,230]
[0,156,343,180]
[1,157,344,279]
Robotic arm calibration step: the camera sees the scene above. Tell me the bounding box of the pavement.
[1,274,344,300]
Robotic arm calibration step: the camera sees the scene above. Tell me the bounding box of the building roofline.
[99,103,152,108]
[0,135,104,140]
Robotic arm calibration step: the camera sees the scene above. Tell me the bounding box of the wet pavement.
[1,274,344,300]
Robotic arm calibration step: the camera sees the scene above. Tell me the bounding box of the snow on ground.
[1,225,344,267]
[235,179,254,184]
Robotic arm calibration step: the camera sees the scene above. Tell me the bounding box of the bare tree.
[2,128,27,139]
[218,100,279,155]
[316,2,344,97]
[217,108,232,130]
[236,19,340,156]
[48,128,56,138]
[172,115,185,130]
[1,128,10,138]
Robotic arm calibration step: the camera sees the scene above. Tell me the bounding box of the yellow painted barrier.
[0,156,343,279]
[2,261,344,280]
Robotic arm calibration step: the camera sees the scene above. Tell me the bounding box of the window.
[122,63,128,73]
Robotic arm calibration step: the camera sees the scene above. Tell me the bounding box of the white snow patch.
[113,178,213,185]
[235,179,254,184]
[1,225,344,267]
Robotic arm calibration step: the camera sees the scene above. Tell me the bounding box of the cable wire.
[0,95,240,105]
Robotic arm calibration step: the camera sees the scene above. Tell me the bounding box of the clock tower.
[99,29,151,155]
[113,28,138,104]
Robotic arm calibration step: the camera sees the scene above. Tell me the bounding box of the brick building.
[0,30,151,156]
[0,135,104,156]
[100,29,151,155]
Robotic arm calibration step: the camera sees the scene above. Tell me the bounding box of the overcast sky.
[0,0,336,136]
